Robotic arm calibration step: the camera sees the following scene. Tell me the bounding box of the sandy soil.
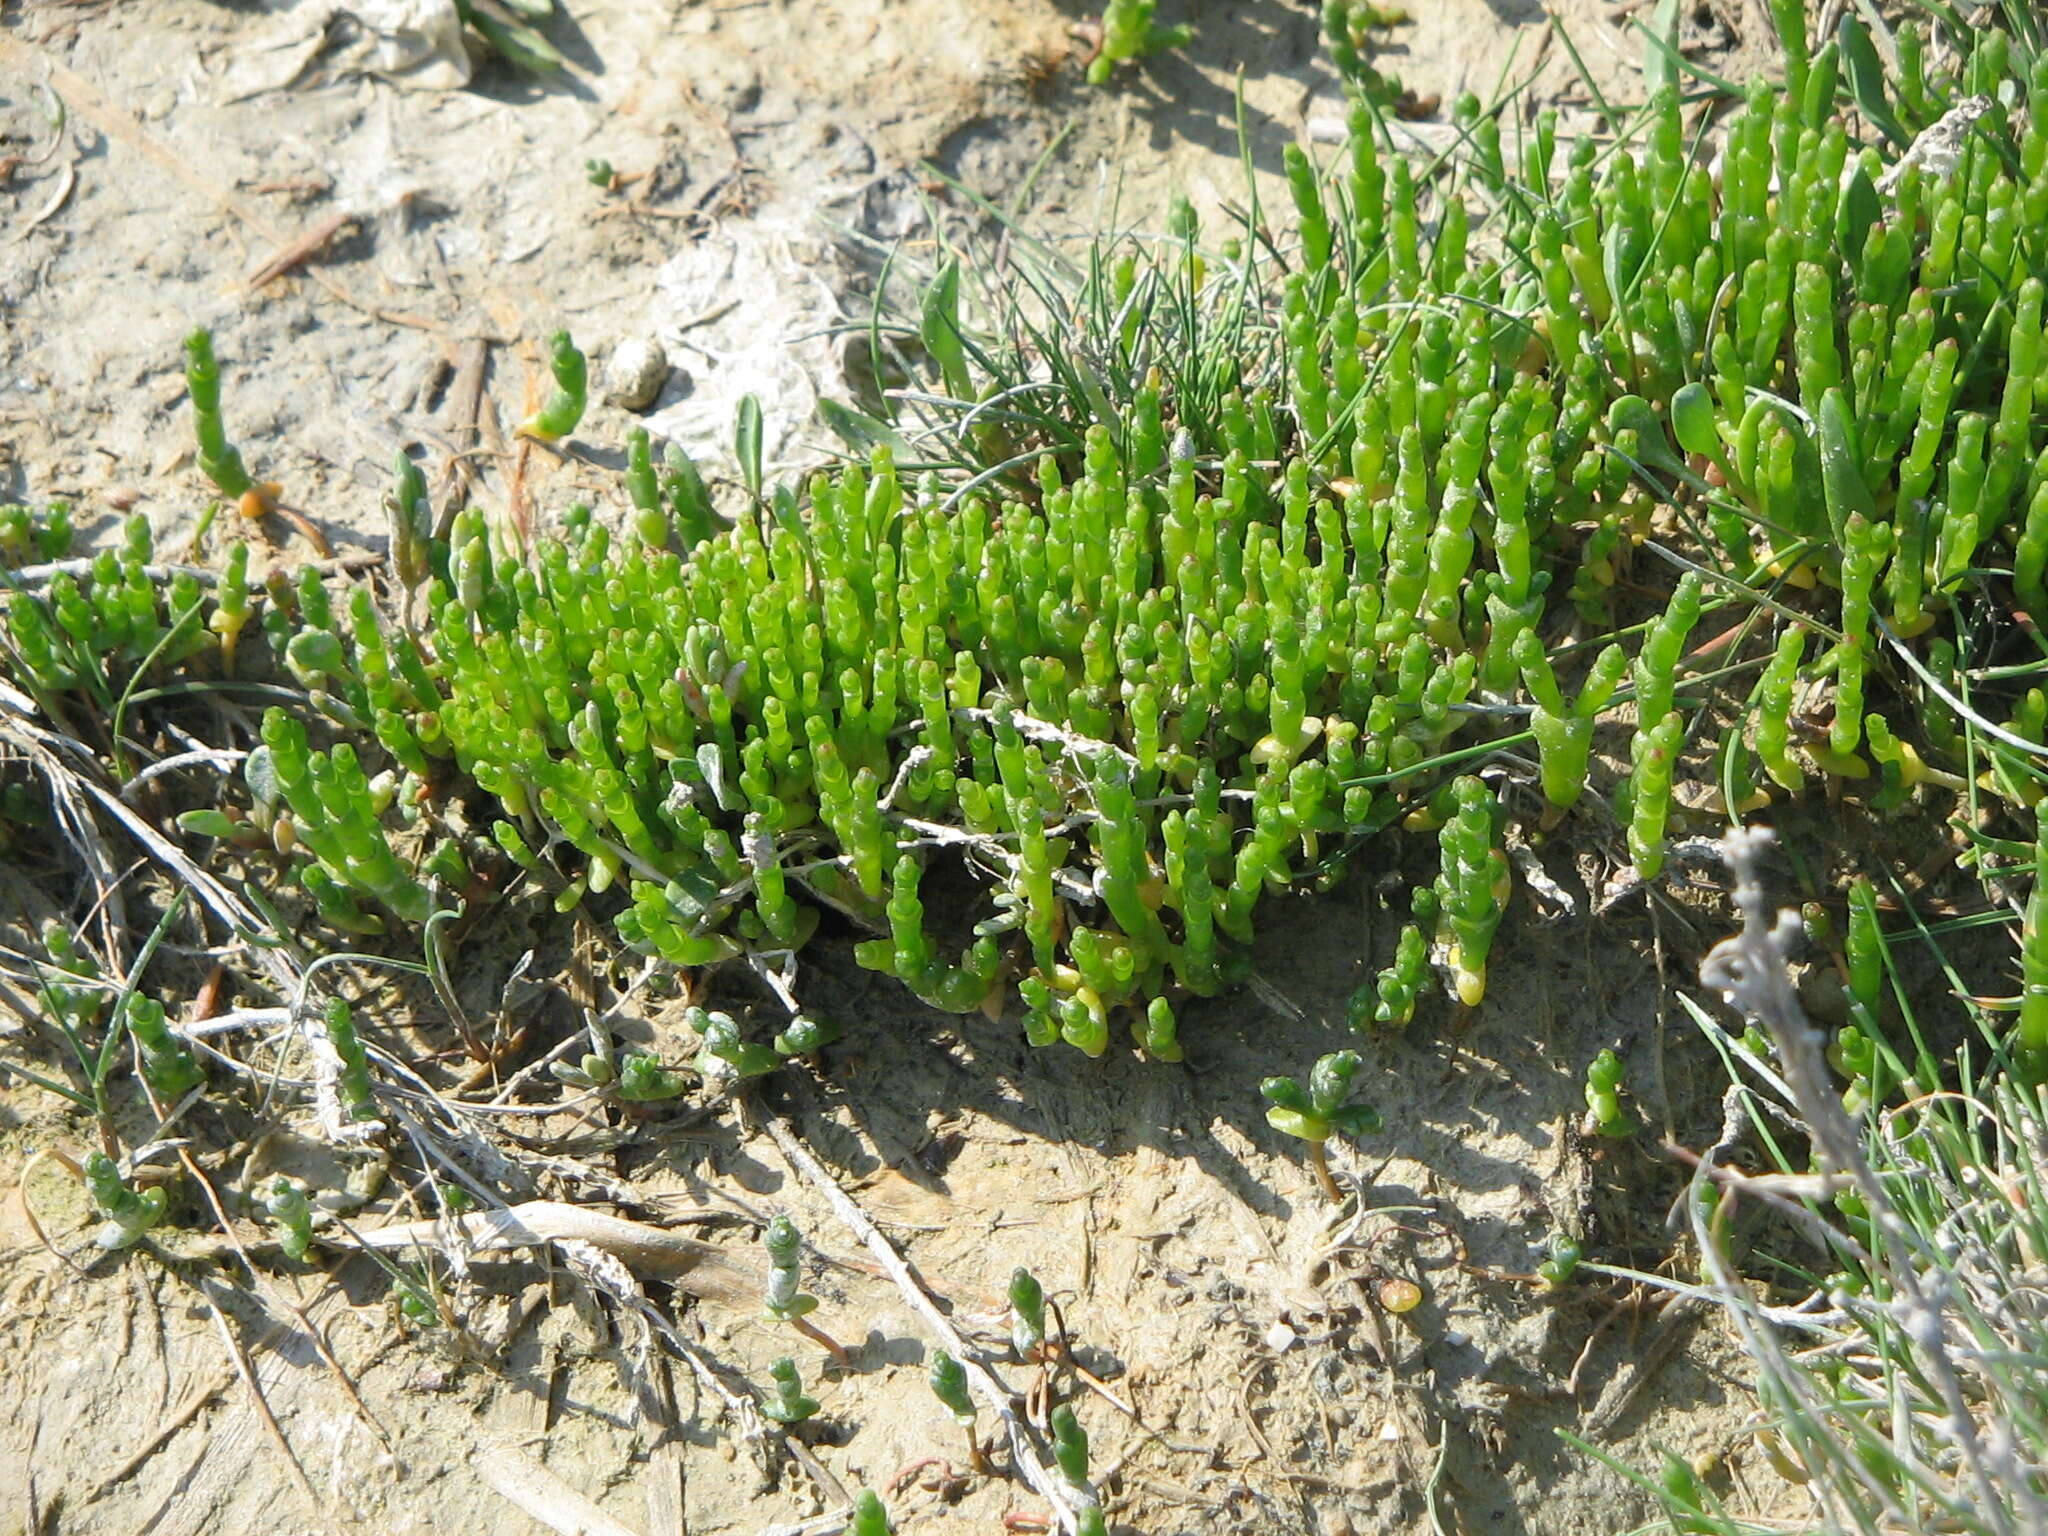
[0,2,1823,1534]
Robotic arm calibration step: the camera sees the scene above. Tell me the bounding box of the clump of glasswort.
[1088,0,1191,84]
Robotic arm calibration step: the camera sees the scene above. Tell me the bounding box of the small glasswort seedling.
[1432,777,1511,1007]
[266,1176,315,1261]
[323,997,381,1124]
[615,1051,689,1101]
[1050,1402,1091,1491]
[1351,909,1431,1031]
[1537,1231,1582,1288]
[690,1007,782,1083]
[1009,1267,1047,1362]
[1262,1050,1382,1203]
[928,1348,987,1470]
[760,1356,820,1425]
[126,994,204,1102]
[773,1013,840,1058]
[849,1491,894,1536]
[1583,1047,1633,1138]
[2019,805,2048,1085]
[86,1151,168,1249]
[394,1268,441,1329]
[762,1215,848,1366]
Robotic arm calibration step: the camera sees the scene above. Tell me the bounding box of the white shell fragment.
[348,0,473,91]
[601,336,671,412]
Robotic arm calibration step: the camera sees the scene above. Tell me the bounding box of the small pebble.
[602,337,670,412]
[1264,1320,1299,1353]
[1378,1277,1424,1314]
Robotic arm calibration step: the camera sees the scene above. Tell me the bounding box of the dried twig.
[196,1282,321,1507]
[5,550,383,590]
[177,1145,396,1456]
[338,1200,762,1304]
[13,1147,92,1279]
[1581,1293,1709,1438]
[436,337,492,535]
[87,1367,234,1499]
[755,1517,855,1536]
[0,37,440,331]
[760,1114,1089,1532]
[1875,94,1994,195]
[560,1235,847,1505]
[16,159,75,240]
[245,210,359,291]
[475,1443,647,1536]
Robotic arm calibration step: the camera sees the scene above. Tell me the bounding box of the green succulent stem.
[519,331,588,442]
[85,1152,168,1249]
[184,328,256,500]
[1089,0,1192,84]
[849,1491,894,1536]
